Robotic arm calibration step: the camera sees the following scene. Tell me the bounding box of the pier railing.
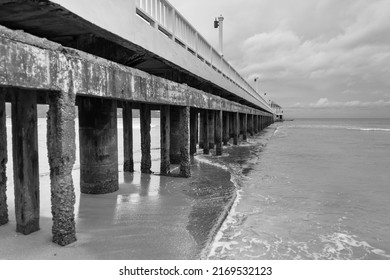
[135,0,271,110]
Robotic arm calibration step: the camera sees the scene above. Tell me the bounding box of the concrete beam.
[79,97,119,194]
[0,89,8,226]
[47,89,77,246]
[123,102,134,172]
[0,26,272,116]
[11,90,40,235]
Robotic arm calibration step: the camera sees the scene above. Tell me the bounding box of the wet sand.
[0,157,236,260]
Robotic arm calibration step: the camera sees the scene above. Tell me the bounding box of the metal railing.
[135,0,271,110]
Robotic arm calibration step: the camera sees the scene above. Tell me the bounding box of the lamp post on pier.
[214,15,224,57]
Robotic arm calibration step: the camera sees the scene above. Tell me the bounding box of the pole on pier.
[215,110,223,156]
[208,110,215,149]
[170,106,181,164]
[160,105,170,175]
[47,90,77,246]
[79,97,119,194]
[222,111,229,145]
[201,110,209,154]
[12,90,40,235]
[123,102,134,173]
[0,90,8,226]
[233,112,239,145]
[140,103,152,174]
[179,106,191,178]
[190,108,198,156]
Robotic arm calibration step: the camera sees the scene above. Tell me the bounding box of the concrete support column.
[229,112,234,138]
[79,97,118,194]
[248,114,253,136]
[201,110,209,154]
[222,111,229,145]
[170,107,181,164]
[190,109,197,156]
[123,102,134,172]
[140,103,152,173]
[208,110,215,149]
[160,105,170,175]
[254,115,258,134]
[12,91,39,235]
[243,114,248,141]
[47,90,77,246]
[179,106,191,178]
[199,111,204,149]
[261,116,264,131]
[215,110,223,156]
[233,112,239,145]
[258,115,261,132]
[0,91,8,226]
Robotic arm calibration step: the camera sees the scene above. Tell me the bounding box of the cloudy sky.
[169,0,390,118]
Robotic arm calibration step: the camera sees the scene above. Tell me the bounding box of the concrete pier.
[79,97,119,194]
[199,111,204,149]
[170,107,181,164]
[201,110,209,154]
[11,90,40,235]
[248,114,253,136]
[254,115,258,134]
[222,111,229,145]
[160,105,171,175]
[190,109,198,156]
[233,112,239,145]
[123,102,134,173]
[215,110,223,156]
[140,103,152,174]
[179,106,191,177]
[242,114,248,141]
[0,90,7,226]
[47,90,77,246]
[208,110,215,149]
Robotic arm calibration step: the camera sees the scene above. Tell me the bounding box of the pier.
[0,0,274,246]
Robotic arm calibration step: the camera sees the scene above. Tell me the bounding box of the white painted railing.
[135,0,270,109]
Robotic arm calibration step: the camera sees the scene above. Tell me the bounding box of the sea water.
[209,118,390,260]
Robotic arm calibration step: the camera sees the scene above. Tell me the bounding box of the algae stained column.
[11,90,40,235]
[47,90,77,246]
[79,97,119,194]
[123,102,134,173]
[0,90,8,226]
[160,105,170,175]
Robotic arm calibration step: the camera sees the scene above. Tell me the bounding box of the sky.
[169,0,390,118]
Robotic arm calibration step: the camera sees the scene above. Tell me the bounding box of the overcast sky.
[169,0,390,118]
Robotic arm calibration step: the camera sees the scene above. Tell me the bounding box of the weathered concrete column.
[233,112,239,145]
[12,90,39,235]
[201,110,209,154]
[199,111,204,149]
[243,114,248,141]
[123,102,134,172]
[260,116,264,131]
[0,91,8,226]
[215,110,223,156]
[229,112,234,138]
[47,90,77,246]
[140,103,152,173]
[248,114,253,136]
[222,111,229,145]
[160,105,170,175]
[208,110,215,149]
[239,113,244,138]
[190,109,197,156]
[179,106,191,177]
[170,107,181,164]
[254,115,258,134]
[79,97,118,194]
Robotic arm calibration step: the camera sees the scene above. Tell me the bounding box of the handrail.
[135,0,272,111]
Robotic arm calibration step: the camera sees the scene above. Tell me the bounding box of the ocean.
[208,118,390,260]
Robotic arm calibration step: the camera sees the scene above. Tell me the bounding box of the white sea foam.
[287,124,390,132]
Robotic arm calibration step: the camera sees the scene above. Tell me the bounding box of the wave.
[287,124,390,132]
